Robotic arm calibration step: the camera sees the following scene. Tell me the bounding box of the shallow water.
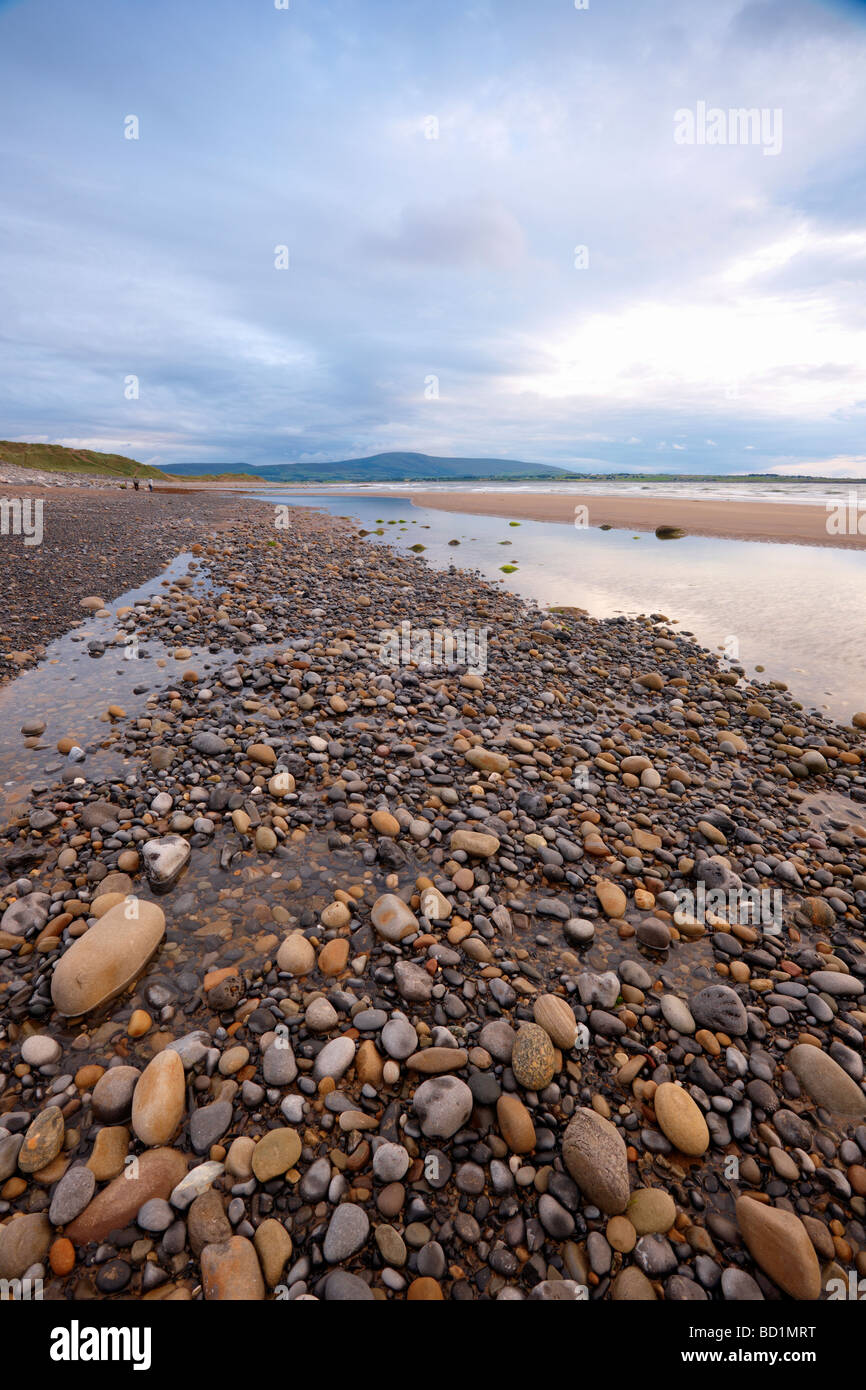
[252,492,866,725]
[0,551,283,815]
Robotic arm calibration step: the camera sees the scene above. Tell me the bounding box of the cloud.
[767,453,866,476]
[0,0,864,473]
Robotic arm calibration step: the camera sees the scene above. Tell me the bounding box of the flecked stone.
[254,1218,293,1287]
[87,1126,130,1181]
[18,1105,65,1173]
[21,1035,62,1068]
[372,1142,411,1182]
[0,1213,52,1280]
[262,1038,298,1085]
[511,1023,556,1090]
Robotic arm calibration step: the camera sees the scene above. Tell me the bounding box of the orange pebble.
[407,1277,443,1300]
[50,1238,75,1276]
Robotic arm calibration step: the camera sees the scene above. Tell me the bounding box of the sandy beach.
[317,488,866,550]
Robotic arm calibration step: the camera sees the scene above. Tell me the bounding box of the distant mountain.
[157,452,575,482]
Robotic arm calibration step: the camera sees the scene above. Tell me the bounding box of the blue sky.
[1,0,865,474]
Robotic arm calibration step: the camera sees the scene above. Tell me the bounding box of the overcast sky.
[1,0,865,474]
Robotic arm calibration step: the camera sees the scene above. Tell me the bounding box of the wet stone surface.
[0,500,865,1301]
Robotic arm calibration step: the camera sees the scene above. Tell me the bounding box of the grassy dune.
[0,440,165,478]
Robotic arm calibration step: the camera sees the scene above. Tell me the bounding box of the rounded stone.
[21,1034,62,1068]
[201,1236,265,1300]
[413,1076,474,1139]
[611,1267,658,1300]
[313,1036,356,1083]
[18,1105,65,1173]
[562,1108,630,1215]
[735,1196,821,1301]
[253,1218,293,1287]
[49,1165,96,1226]
[251,1128,302,1181]
[131,1049,185,1146]
[511,1023,556,1091]
[276,931,316,976]
[323,1202,369,1262]
[382,1015,418,1060]
[627,1186,677,1236]
[496,1094,536,1154]
[0,1213,52,1280]
[690,984,748,1037]
[51,898,166,1017]
[371,893,418,942]
[318,938,349,975]
[653,1082,710,1156]
[66,1148,187,1245]
[787,1044,866,1119]
[372,1142,411,1183]
[533,994,577,1049]
[91,1066,140,1122]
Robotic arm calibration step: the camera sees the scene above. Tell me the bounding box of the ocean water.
[268,478,866,507]
[250,491,866,725]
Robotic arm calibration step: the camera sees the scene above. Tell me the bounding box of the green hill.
[0,441,164,478]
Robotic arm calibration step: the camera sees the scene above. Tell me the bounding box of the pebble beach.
[1,490,866,1307]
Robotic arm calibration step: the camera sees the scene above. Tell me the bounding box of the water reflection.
[256,492,866,724]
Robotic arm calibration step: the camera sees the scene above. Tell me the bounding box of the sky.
[0,0,865,475]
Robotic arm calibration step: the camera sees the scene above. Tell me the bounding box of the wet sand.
[319,489,866,550]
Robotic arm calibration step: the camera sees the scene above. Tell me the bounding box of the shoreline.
[312,488,866,550]
[5,474,866,548]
